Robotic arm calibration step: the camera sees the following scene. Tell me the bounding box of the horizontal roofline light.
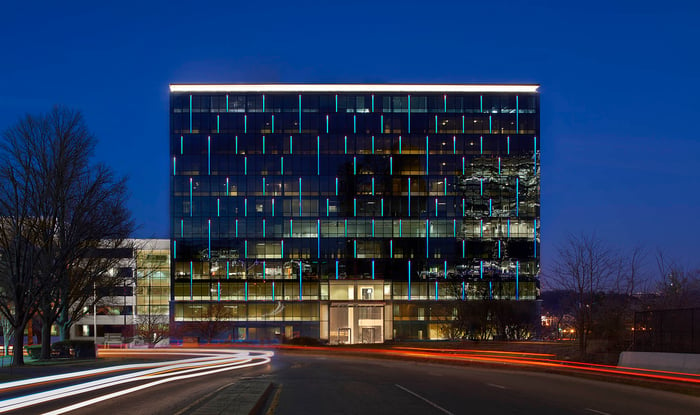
[169,84,539,93]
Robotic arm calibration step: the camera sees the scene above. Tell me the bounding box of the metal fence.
[633,308,700,353]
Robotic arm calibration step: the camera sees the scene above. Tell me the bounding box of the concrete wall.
[619,351,700,374]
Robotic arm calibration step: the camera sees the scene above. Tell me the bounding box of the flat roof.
[169,84,539,93]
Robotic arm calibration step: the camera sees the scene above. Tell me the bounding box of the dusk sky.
[2,0,699,282]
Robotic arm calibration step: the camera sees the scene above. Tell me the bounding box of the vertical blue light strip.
[435,280,438,300]
[180,136,183,154]
[245,281,248,301]
[399,136,402,154]
[381,198,384,216]
[480,136,483,154]
[372,94,375,112]
[174,240,177,259]
[272,198,275,217]
[235,219,238,237]
[244,198,247,216]
[399,219,402,237]
[281,157,284,174]
[207,136,211,175]
[372,260,375,280]
[462,281,465,300]
[498,240,501,258]
[235,136,238,154]
[326,198,329,217]
[226,94,229,112]
[326,115,329,133]
[371,219,375,237]
[226,261,229,280]
[335,260,339,280]
[453,219,456,237]
[434,115,438,133]
[462,240,465,258]
[272,281,275,301]
[480,261,483,279]
[462,157,465,175]
[381,115,384,132]
[489,115,492,133]
[462,198,465,216]
[444,177,448,196]
[226,177,229,195]
[217,199,220,217]
[281,240,284,257]
[180,219,183,237]
[507,219,511,237]
[173,157,176,176]
[480,95,483,113]
[353,198,357,216]
[353,115,356,134]
[444,260,447,280]
[263,219,266,237]
[217,115,220,133]
[335,177,338,196]
[372,177,375,195]
[262,94,265,112]
[498,157,501,175]
[507,136,510,154]
[444,94,447,112]
[435,198,438,217]
[262,136,266,155]
[335,94,338,112]
[353,240,357,258]
[453,136,456,154]
[189,95,192,133]
[372,136,375,154]
[290,136,293,154]
[489,199,492,216]
[390,239,393,257]
[244,114,247,133]
[390,157,393,175]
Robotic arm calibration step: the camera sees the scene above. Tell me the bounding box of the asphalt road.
[267,353,700,415]
[3,352,699,415]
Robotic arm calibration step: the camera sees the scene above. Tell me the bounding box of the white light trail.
[0,348,273,414]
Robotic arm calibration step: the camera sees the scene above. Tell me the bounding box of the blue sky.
[2,0,699,280]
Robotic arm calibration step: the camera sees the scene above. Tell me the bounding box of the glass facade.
[170,84,540,342]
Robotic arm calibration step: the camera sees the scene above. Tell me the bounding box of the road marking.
[486,383,506,389]
[395,384,455,415]
[585,409,611,415]
[265,384,283,415]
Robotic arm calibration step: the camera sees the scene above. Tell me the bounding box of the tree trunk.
[58,308,71,341]
[11,322,26,366]
[40,317,52,359]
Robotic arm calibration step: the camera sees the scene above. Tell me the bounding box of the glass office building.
[170,84,540,343]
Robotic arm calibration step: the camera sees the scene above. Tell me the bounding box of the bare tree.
[550,233,617,356]
[0,107,134,364]
[194,303,233,344]
[653,251,700,309]
[134,313,169,348]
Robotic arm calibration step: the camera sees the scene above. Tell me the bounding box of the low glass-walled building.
[169,84,540,343]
